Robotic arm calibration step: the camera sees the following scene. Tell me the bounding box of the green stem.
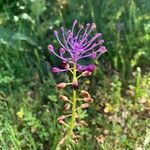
[56,64,77,150]
[66,63,77,144]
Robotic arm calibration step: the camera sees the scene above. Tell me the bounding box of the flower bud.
[73,134,81,139]
[86,23,90,27]
[61,61,70,70]
[81,71,92,77]
[59,137,66,145]
[59,48,65,55]
[92,23,96,29]
[98,40,104,44]
[64,103,71,111]
[59,95,69,102]
[52,67,61,73]
[79,120,88,126]
[54,30,58,36]
[61,27,64,32]
[73,20,78,26]
[72,81,79,90]
[58,120,66,125]
[81,90,90,98]
[80,103,90,109]
[75,114,80,119]
[83,97,93,103]
[99,46,107,54]
[95,33,102,37]
[57,115,66,121]
[48,45,54,52]
[56,82,66,89]
[67,30,71,36]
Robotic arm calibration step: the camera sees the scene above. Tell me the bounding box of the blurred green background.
[0,0,150,149]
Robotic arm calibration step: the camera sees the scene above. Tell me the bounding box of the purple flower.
[77,64,96,72]
[48,20,107,72]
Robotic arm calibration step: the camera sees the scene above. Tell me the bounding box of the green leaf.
[31,0,46,20]
[12,32,37,46]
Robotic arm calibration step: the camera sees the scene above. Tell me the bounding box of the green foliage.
[0,0,149,149]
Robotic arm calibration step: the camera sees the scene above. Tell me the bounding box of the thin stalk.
[66,63,77,144]
[56,64,77,150]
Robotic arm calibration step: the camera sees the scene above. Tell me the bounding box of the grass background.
[0,0,150,149]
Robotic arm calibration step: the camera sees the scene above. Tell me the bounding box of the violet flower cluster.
[48,20,107,72]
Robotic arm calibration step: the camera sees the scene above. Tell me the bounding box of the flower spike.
[48,20,107,148]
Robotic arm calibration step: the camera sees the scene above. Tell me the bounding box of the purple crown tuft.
[48,20,107,72]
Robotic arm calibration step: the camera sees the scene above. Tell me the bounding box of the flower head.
[48,20,107,72]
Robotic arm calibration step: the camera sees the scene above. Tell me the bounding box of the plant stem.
[66,63,77,143]
[56,64,77,149]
